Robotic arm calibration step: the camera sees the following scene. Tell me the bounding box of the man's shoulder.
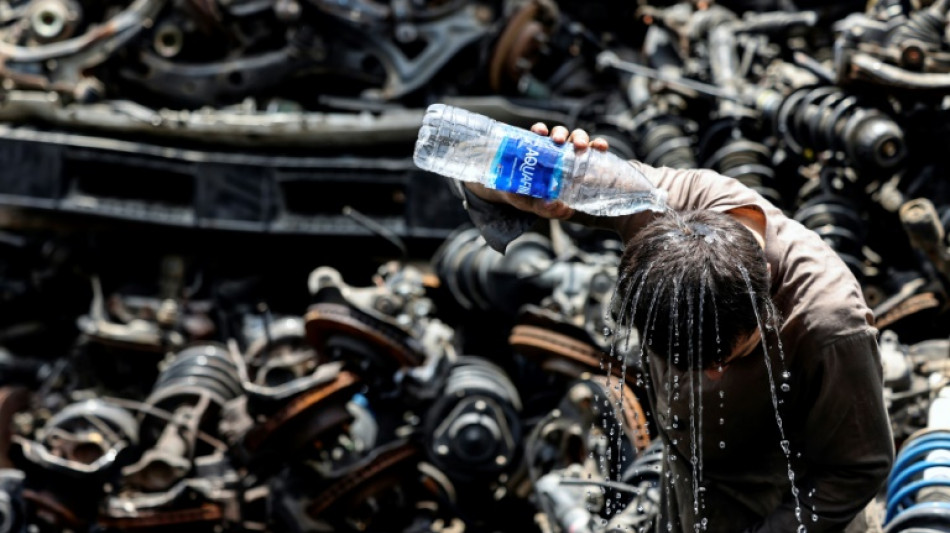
[769,213,875,350]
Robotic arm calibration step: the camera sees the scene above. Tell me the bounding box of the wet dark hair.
[615,209,772,370]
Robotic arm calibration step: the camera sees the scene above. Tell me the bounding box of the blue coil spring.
[883,429,950,532]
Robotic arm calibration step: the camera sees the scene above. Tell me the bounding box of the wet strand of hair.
[698,266,710,507]
[738,263,806,532]
[642,276,675,530]
[686,285,702,519]
[612,265,649,485]
[666,269,685,527]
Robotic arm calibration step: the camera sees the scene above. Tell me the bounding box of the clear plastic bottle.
[413,103,668,217]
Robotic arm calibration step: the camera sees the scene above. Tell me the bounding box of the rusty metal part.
[587,375,651,453]
[243,370,360,452]
[22,488,82,528]
[900,198,950,278]
[305,303,422,368]
[98,503,223,529]
[305,441,420,518]
[0,387,30,469]
[78,278,185,352]
[509,324,651,451]
[488,0,555,92]
[244,316,317,386]
[875,292,942,330]
[509,324,631,384]
[0,0,169,90]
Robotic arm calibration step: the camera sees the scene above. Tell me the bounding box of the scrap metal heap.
[0,0,948,531]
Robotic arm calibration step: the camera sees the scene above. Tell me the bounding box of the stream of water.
[586,222,809,532]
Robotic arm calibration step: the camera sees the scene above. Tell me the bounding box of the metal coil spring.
[148,343,244,410]
[793,178,868,282]
[704,136,784,210]
[442,356,522,410]
[425,356,522,480]
[133,343,244,458]
[883,429,950,531]
[630,106,697,169]
[773,86,906,170]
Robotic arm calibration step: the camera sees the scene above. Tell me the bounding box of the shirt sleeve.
[748,329,895,533]
[611,161,773,243]
[449,161,767,253]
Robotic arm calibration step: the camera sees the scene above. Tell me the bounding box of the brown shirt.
[453,162,895,532]
[606,163,895,532]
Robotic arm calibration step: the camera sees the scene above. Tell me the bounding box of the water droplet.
[780,383,791,393]
[780,440,790,455]
[781,371,791,380]
[719,441,726,449]
[811,514,818,522]
[718,391,725,399]
[604,327,613,337]
[719,418,724,425]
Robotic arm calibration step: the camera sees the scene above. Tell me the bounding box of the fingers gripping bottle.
[413,103,668,217]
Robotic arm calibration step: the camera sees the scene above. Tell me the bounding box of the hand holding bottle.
[462,123,612,220]
[413,104,666,218]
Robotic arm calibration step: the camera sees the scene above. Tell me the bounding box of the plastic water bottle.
[413,104,668,217]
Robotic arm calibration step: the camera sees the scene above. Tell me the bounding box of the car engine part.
[0,0,946,531]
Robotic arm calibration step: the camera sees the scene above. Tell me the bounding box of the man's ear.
[727,206,767,250]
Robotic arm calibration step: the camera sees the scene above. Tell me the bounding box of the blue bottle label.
[489,135,564,201]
